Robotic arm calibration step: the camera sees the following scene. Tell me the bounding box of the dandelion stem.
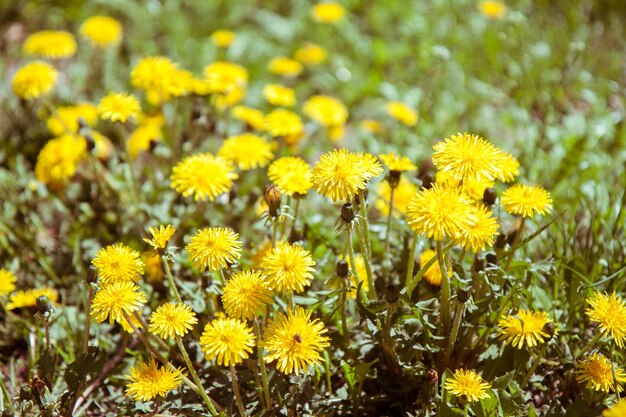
[340,281,349,347]
[383,185,396,273]
[355,224,376,299]
[611,347,620,402]
[254,319,271,410]
[271,219,278,248]
[521,343,548,388]
[84,286,93,354]
[345,226,363,297]
[437,241,452,337]
[405,233,418,294]
[162,255,183,305]
[358,191,373,255]
[230,365,248,417]
[291,196,301,235]
[505,217,526,270]
[443,299,466,370]
[576,332,602,359]
[176,337,221,417]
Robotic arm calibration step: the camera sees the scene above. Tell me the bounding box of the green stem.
[291,196,301,234]
[520,344,548,388]
[443,300,466,370]
[383,186,396,265]
[230,365,247,417]
[505,217,526,270]
[163,255,183,304]
[254,319,271,410]
[346,226,364,301]
[355,224,376,299]
[358,191,373,258]
[271,219,278,248]
[437,241,452,337]
[340,282,349,347]
[611,347,620,401]
[405,233,418,294]
[576,332,603,359]
[83,286,93,354]
[176,337,220,417]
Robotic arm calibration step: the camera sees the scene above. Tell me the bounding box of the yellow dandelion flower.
[203,61,248,94]
[165,68,193,98]
[142,252,163,282]
[12,61,57,100]
[98,92,141,123]
[480,1,508,19]
[311,148,382,202]
[118,312,144,334]
[454,205,499,252]
[7,288,58,311]
[432,132,505,184]
[0,269,17,296]
[149,303,198,339]
[91,132,114,160]
[263,84,296,107]
[268,156,313,196]
[497,151,519,183]
[231,106,266,131]
[125,359,183,401]
[586,291,626,349]
[375,177,418,217]
[385,102,418,127]
[80,16,122,46]
[131,56,180,102]
[294,43,327,65]
[604,399,626,417]
[47,103,98,136]
[261,242,315,294]
[268,56,303,77]
[127,125,161,160]
[91,281,146,324]
[406,184,475,241]
[418,249,450,287]
[214,85,246,109]
[211,29,236,48]
[303,95,348,127]
[444,369,491,403]
[435,169,495,201]
[92,243,144,285]
[360,119,383,134]
[498,310,554,349]
[144,225,176,251]
[170,153,238,201]
[35,135,87,187]
[222,270,274,320]
[501,184,553,219]
[23,30,76,59]
[379,152,417,172]
[311,2,346,23]
[199,317,256,366]
[218,134,275,170]
[186,227,242,272]
[327,124,345,142]
[576,353,626,393]
[263,307,330,374]
[265,109,304,138]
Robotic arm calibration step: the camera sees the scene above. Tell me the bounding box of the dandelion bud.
[84,133,96,152]
[341,203,355,223]
[473,256,485,272]
[2,409,14,417]
[77,117,88,130]
[385,284,399,303]
[542,322,557,339]
[425,368,438,385]
[420,172,434,190]
[495,233,507,249]
[483,187,497,206]
[336,259,349,278]
[387,170,401,189]
[507,229,518,246]
[418,158,433,178]
[36,295,52,315]
[87,273,98,285]
[19,386,32,401]
[486,253,498,266]
[457,288,470,303]
[264,185,282,217]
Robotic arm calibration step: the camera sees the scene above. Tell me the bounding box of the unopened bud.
[542,322,557,339]
[264,185,282,217]
[19,386,32,401]
[341,203,355,223]
[84,133,96,152]
[457,288,470,303]
[336,260,349,278]
[385,284,399,303]
[486,253,498,266]
[507,229,519,246]
[425,369,438,385]
[473,256,485,272]
[2,409,15,417]
[418,159,434,178]
[36,295,52,315]
[387,170,401,189]
[495,233,507,249]
[421,172,434,190]
[483,187,497,206]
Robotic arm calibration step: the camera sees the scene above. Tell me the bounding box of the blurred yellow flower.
[303,95,348,127]
[98,92,141,123]
[211,29,236,48]
[127,125,161,160]
[497,151,520,183]
[231,106,266,130]
[294,43,327,65]
[268,156,313,196]
[268,56,303,77]
[379,152,417,172]
[170,153,238,201]
[80,16,122,46]
[125,359,183,401]
[142,252,163,282]
[0,269,17,296]
[35,135,86,187]
[131,56,182,104]
[23,30,76,59]
[203,61,248,94]
[218,134,275,170]
[265,109,304,138]
[604,399,626,417]
[263,83,296,107]
[418,249,449,287]
[480,1,508,19]
[375,177,418,217]
[385,102,418,127]
[7,288,58,310]
[360,119,383,134]
[199,317,256,366]
[311,2,346,23]
[47,103,98,136]
[12,61,57,100]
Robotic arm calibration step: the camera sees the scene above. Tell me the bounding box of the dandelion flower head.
[80,16,123,46]
[92,243,144,285]
[604,399,626,417]
[90,281,147,325]
[47,103,98,136]
[98,92,141,123]
[444,369,491,403]
[586,291,626,348]
[501,184,553,219]
[480,1,508,19]
[35,135,87,187]
[218,134,275,170]
[12,61,57,100]
[263,84,296,107]
[385,102,418,127]
[379,152,417,172]
[418,249,450,287]
[0,269,17,296]
[311,2,346,23]
[23,30,76,59]
[453,204,499,252]
[149,303,198,339]
[498,310,554,349]
[576,353,626,393]
[265,109,304,138]
[199,317,256,366]
[125,359,183,401]
[261,242,315,294]
[203,61,248,94]
[222,270,274,320]
[7,288,58,311]
[211,29,236,48]
[268,56,303,77]
[170,153,238,201]
[268,156,313,196]
[231,106,266,131]
[303,95,348,127]
[185,227,242,272]
[144,225,176,251]
[294,43,327,65]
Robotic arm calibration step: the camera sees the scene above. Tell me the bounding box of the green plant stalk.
[405,233,418,293]
[443,300,466,370]
[436,240,452,337]
[83,285,93,354]
[383,186,396,267]
[291,196,301,234]
[163,255,183,304]
[576,332,602,359]
[611,347,620,402]
[355,224,376,299]
[254,319,271,410]
[176,337,221,417]
[505,217,526,270]
[340,282,349,347]
[358,191,373,257]
[280,197,291,239]
[230,365,247,417]
[346,226,366,302]
[271,218,279,248]
[521,343,548,388]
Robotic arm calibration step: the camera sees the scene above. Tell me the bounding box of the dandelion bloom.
[130,56,182,103]
[92,243,144,285]
[433,133,505,184]
[261,242,316,294]
[222,270,273,320]
[143,252,163,282]
[98,92,141,123]
[436,169,495,201]
[501,184,553,219]
[303,95,348,127]
[170,153,238,201]
[385,102,418,127]
[80,16,122,46]
[231,106,266,131]
[375,177,417,217]
[218,134,275,170]
[311,148,382,202]
[127,125,161,159]
[211,29,236,48]
[91,281,146,325]
[0,269,17,296]
[35,135,87,187]
[453,205,499,252]
[406,184,475,241]
[379,152,417,172]
[294,43,327,65]
[263,84,296,107]
[268,56,302,77]
[576,353,626,393]
[496,151,519,183]
[125,359,183,401]
[149,303,198,339]
[586,291,626,348]
[199,317,256,366]
[186,227,242,272]
[480,1,508,19]
[7,288,58,311]
[263,307,330,374]
[311,2,346,23]
[265,109,304,138]
[47,103,98,135]
[604,399,626,417]
[360,119,383,134]
[203,61,248,94]
[444,369,491,403]
[498,310,554,349]
[12,61,57,100]
[144,225,176,251]
[418,249,449,287]
[23,30,76,59]
[268,156,313,196]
